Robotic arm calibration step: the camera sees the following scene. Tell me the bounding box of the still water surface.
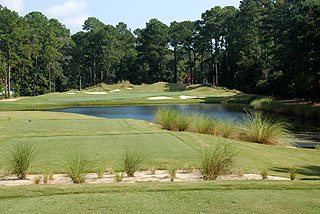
[52,104,320,148]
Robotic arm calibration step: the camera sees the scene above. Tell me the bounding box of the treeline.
[0,0,319,100]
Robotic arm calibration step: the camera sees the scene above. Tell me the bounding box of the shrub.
[289,166,296,180]
[168,167,177,182]
[216,118,236,138]
[239,110,291,146]
[315,145,320,150]
[200,143,237,180]
[63,152,90,184]
[190,114,215,134]
[121,147,143,177]
[261,168,268,179]
[7,142,36,179]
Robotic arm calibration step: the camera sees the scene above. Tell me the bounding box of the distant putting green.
[0,111,319,179]
[0,82,252,111]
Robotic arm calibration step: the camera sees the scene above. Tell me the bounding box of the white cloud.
[42,0,89,34]
[44,0,87,18]
[0,0,24,14]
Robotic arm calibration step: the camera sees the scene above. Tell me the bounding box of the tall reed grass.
[7,142,36,179]
[190,114,215,134]
[216,118,236,138]
[239,111,291,146]
[63,152,90,184]
[121,147,143,177]
[200,143,237,180]
[155,108,190,131]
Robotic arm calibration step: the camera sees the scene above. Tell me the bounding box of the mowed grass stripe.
[0,133,199,173]
[1,183,320,214]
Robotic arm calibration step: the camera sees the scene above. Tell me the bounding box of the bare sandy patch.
[0,98,21,102]
[113,89,120,92]
[148,97,174,100]
[84,92,108,95]
[0,170,290,187]
[67,92,77,95]
[179,95,204,100]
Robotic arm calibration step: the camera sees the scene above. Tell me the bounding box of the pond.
[52,104,320,149]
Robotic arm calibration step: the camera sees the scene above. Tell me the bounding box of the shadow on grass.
[199,94,257,105]
[164,83,205,92]
[272,165,320,179]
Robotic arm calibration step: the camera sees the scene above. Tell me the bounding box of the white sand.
[148,97,174,100]
[67,92,76,95]
[127,88,133,90]
[179,95,204,99]
[0,98,21,102]
[84,92,108,95]
[113,89,120,92]
[0,170,290,186]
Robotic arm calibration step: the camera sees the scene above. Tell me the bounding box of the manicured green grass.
[0,181,320,213]
[0,111,319,179]
[0,82,251,111]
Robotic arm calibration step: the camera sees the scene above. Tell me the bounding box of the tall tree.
[0,6,22,97]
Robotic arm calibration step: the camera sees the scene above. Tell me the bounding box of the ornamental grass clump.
[155,108,177,130]
[200,143,237,180]
[64,152,90,184]
[239,110,291,146]
[216,118,236,138]
[261,168,268,179]
[121,147,143,177]
[174,113,190,132]
[168,167,177,182]
[289,166,296,180]
[7,142,36,179]
[190,114,215,134]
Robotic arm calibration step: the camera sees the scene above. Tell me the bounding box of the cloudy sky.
[0,0,240,34]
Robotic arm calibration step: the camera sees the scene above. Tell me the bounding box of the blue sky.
[0,0,241,34]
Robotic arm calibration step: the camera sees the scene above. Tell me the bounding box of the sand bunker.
[127,88,133,90]
[0,98,21,102]
[179,95,203,99]
[0,170,290,187]
[113,89,120,92]
[148,97,174,100]
[67,92,76,95]
[84,92,108,95]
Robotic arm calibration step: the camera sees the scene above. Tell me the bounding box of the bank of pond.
[51,104,320,149]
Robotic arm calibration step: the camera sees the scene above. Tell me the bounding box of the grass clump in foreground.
[200,143,237,180]
[7,142,36,179]
[121,147,143,177]
[239,110,291,146]
[289,166,296,180]
[64,152,90,184]
[261,168,268,179]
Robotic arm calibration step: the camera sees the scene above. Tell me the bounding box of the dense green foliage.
[0,0,319,100]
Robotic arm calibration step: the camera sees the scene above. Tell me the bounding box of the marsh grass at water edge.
[239,110,292,146]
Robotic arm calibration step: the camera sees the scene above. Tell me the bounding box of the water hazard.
[51,104,320,149]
